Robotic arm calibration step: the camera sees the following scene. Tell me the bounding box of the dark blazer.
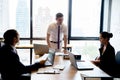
[99,43,116,76]
[0,44,41,80]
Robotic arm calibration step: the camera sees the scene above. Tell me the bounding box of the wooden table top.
[31,55,111,80]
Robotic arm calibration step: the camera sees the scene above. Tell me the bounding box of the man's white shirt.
[47,22,68,42]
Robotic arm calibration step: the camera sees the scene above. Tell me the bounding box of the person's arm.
[46,25,51,48]
[63,35,67,52]
[62,25,68,54]
[15,55,46,74]
[46,33,51,48]
[25,60,46,73]
[3,50,45,75]
[91,56,100,66]
[13,53,46,73]
[91,60,100,67]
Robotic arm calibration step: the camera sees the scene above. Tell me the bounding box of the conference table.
[31,53,111,80]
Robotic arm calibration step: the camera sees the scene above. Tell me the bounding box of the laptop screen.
[68,52,78,68]
[45,51,56,66]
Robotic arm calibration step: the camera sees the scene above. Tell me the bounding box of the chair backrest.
[0,42,1,48]
[34,44,49,56]
[0,42,3,80]
[116,51,120,64]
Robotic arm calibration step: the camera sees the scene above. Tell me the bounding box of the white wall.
[110,0,120,53]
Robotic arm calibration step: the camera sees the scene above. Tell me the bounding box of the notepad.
[35,54,49,62]
[56,52,64,56]
[37,67,60,74]
[53,65,65,70]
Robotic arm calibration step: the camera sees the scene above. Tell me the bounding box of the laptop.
[68,52,94,70]
[44,50,56,66]
[34,44,49,56]
[35,49,56,66]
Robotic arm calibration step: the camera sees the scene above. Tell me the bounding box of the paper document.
[53,64,65,70]
[35,54,49,62]
[37,67,60,74]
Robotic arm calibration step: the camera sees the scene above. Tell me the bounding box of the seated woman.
[92,32,117,77]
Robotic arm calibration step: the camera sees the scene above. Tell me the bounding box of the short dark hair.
[100,32,113,40]
[56,13,63,19]
[3,29,18,44]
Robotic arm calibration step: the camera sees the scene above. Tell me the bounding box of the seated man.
[0,29,45,80]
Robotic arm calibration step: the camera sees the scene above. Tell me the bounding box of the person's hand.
[91,60,100,66]
[39,60,46,66]
[48,44,51,49]
[95,56,100,60]
[63,49,68,54]
[91,60,95,64]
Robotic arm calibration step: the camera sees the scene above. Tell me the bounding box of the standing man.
[47,13,68,53]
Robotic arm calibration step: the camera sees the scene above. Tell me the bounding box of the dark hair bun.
[109,33,113,38]
[101,32,113,40]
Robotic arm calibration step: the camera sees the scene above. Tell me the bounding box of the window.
[110,0,120,52]
[33,0,68,38]
[17,49,30,65]
[0,0,104,62]
[0,0,30,38]
[17,40,30,65]
[0,0,30,65]
[70,40,100,60]
[71,0,102,37]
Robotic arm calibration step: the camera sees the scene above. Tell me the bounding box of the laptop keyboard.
[77,62,94,69]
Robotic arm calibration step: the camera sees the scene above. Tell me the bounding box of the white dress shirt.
[47,22,68,51]
[47,22,68,42]
[11,45,17,53]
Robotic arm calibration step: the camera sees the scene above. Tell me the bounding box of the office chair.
[115,51,120,78]
[0,42,2,80]
[0,42,1,48]
[116,51,120,64]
